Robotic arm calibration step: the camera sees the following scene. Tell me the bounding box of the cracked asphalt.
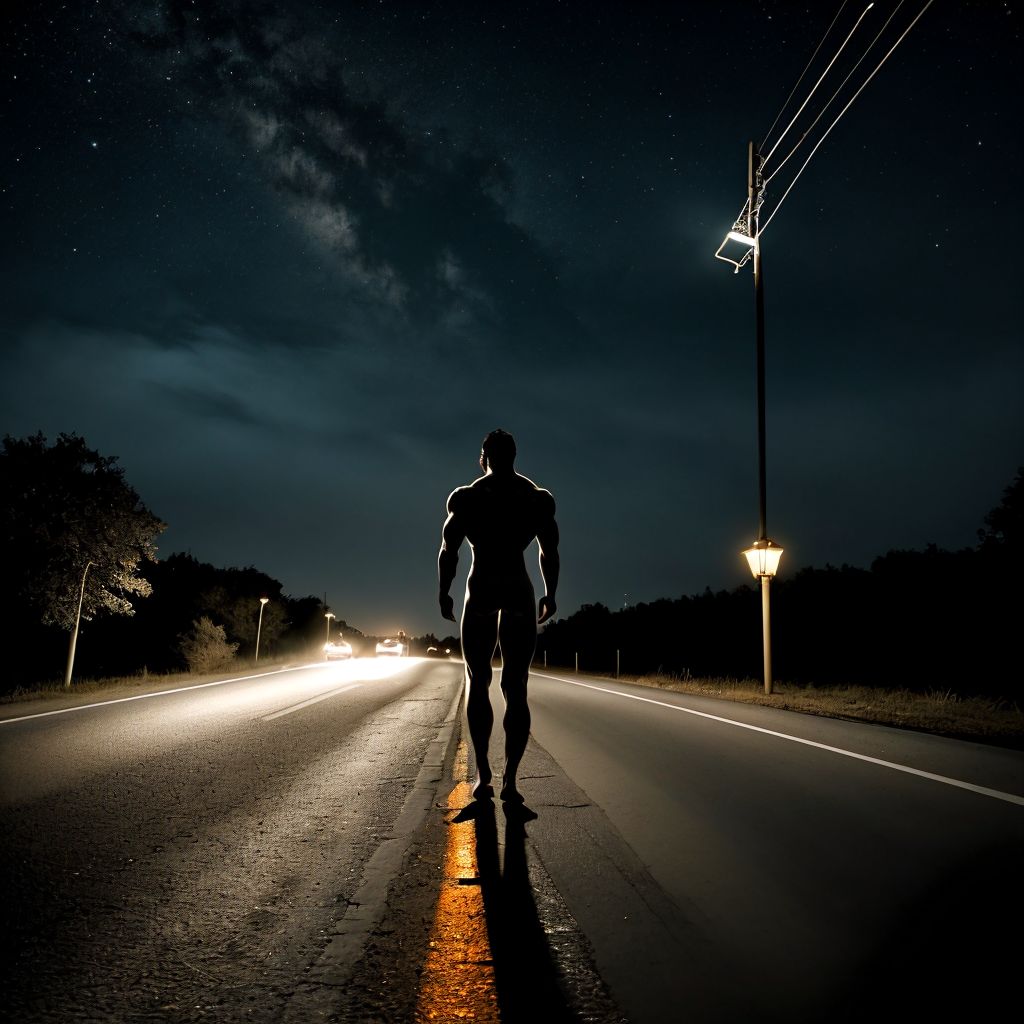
[0,661,628,1024]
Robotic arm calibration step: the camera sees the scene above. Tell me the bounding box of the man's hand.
[439,593,457,622]
[537,595,557,624]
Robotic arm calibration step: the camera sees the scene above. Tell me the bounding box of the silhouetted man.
[438,429,560,806]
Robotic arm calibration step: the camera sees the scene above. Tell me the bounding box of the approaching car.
[324,638,353,660]
[426,646,452,658]
[375,638,406,657]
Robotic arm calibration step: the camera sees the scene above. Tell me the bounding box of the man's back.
[448,472,555,562]
[436,428,560,809]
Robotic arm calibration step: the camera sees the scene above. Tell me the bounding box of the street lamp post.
[748,140,781,696]
[324,611,335,656]
[717,140,784,696]
[742,539,784,694]
[710,6,936,695]
[64,560,93,689]
[255,597,269,664]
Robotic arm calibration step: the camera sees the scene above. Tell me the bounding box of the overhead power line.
[759,0,936,237]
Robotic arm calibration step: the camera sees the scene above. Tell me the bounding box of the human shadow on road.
[460,799,576,1023]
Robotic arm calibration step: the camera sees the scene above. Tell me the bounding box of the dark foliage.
[76,553,335,678]
[2,431,1017,702]
[540,469,1022,699]
[0,432,165,688]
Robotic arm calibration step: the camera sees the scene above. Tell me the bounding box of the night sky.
[3,1,1021,638]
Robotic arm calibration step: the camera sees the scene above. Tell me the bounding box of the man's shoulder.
[514,474,556,516]
[446,480,482,513]
[448,473,555,515]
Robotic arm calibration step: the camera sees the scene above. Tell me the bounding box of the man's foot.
[499,780,524,804]
[503,801,538,822]
[473,779,494,800]
[452,801,493,823]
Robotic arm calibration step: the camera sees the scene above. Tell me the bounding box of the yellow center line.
[415,739,500,1023]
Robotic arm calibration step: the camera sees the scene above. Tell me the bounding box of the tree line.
[539,468,1021,698]
[0,432,453,693]
[1,431,1018,698]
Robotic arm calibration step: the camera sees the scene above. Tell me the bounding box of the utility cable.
[759,0,849,156]
[765,1,905,187]
[761,2,877,171]
[759,0,935,236]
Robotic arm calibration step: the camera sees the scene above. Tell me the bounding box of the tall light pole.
[64,560,93,689]
[717,141,784,695]
[255,597,269,664]
[711,5,936,694]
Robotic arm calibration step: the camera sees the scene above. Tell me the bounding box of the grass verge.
[614,673,1024,750]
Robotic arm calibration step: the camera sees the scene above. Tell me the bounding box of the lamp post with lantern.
[712,6,938,694]
[717,141,784,696]
[742,539,783,695]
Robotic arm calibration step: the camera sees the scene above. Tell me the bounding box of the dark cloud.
[2,1,1020,635]
[120,1,584,357]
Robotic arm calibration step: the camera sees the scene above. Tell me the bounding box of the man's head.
[480,429,516,472]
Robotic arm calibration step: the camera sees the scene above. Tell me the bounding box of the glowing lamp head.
[714,227,758,272]
[727,230,757,247]
[260,597,269,605]
[742,538,783,579]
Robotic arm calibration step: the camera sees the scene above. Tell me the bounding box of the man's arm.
[437,493,465,622]
[536,500,560,624]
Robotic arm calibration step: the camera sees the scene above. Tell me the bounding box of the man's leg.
[496,607,537,803]
[461,605,499,798]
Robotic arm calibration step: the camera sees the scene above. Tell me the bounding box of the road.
[1,661,1021,1023]
[521,672,1024,1023]
[0,658,462,1023]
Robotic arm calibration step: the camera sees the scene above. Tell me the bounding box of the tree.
[177,616,238,673]
[0,432,165,630]
[978,466,1023,554]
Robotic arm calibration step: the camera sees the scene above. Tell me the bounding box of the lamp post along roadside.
[324,611,335,658]
[255,597,269,664]
[748,140,782,696]
[751,142,768,544]
[710,6,937,695]
[743,539,783,694]
[717,140,784,696]
[64,560,93,689]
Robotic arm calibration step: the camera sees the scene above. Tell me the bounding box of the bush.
[178,616,238,673]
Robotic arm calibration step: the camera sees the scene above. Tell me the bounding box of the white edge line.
[0,664,322,725]
[262,683,363,721]
[531,672,1024,808]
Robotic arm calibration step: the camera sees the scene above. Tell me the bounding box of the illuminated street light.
[255,597,269,664]
[727,229,757,248]
[324,611,335,653]
[718,141,785,696]
[743,538,784,579]
[714,5,934,694]
[64,560,93,689]
[743,539,784,695]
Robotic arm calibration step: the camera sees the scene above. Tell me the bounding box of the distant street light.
[255,597,269,664]
[324,611,335,652]
[64,560,93,689]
